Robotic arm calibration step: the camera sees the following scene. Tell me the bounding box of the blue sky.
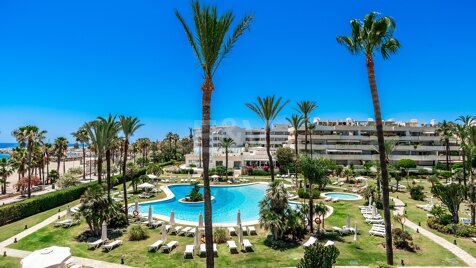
[0,0,475,143]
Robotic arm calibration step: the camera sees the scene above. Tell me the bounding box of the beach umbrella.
[430,196,434,206]
[65,206,71,221]
[346,215,351,229]
[161,224,167,242]
[170,209,175,225]
[211,175,219,179]
[21,246,71,268]
[288,170,290,177]
[194,227,200,250]
[237,210,242,226]
[134,199,139,212]
[148,206,153,223]
[238,224,244,249]
[372,205,378,218]
[354,224,358,241]
[138,182,155,189]
[101,221,108,241]
[198,211,204,228]
[147,174,158,180]
[368,196,372,207]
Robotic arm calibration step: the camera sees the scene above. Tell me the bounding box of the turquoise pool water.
[135,183,268,224]
[322,192,361,200]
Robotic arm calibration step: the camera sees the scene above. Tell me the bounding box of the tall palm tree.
[10,147,27,185]
[43,143,53,184]
[85,121,106,185]
[467,125,476,225]
[337,11,401,265]
[12,126,47,198]
[219,137,235,180]
[53,137,68,175]
[176,2,253,266]
[436,120,454,170]
[286,114,304,175]
[246,96,289,182]
[98,115,120,197]
[296,101,317,154]
[455,116,475,199]
[72,127,89,180]
[373,139,397,201]
[119,115,144,218]
[308,123,316,157]
[0,158,13,194]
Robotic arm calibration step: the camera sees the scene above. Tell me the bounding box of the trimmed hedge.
[0,181,96,226]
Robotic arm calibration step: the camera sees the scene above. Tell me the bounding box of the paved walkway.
[392,196,476,267]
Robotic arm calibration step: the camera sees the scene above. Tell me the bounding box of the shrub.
[263,235,299,250]
[57,173,80,188]
[410,185,425,201]
[392,228,417,252]
[252,169,269,176]
[297,188,320,199]
[128,224,149,241]
[297,242,339,268]
[213,228,228,243]
[427,218,476,237]
[68,167,83,175]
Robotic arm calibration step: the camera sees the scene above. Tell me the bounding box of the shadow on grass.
[263,235,300,251]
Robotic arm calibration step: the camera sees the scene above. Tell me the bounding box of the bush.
[263,235,299,250]
[68,167,83,175]
[128,224,149,241]
[57,173,80,188]
[297,188,320,199]
[213,228,228,243]
[427,218,476,237]
[392,228,418,252]
[252,169,269,176]
[297,242,339,268]
[410,185,425,201]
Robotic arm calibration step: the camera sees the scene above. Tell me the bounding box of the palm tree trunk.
[294,132,299,180]
[446,139,450,170]
[309,182,314,233]
[366,55,393,265]
[463,149,467,199]
[122,139,129,219]
[82,145,86,180]
[266,125,275,181]
[470,169,475,225]
[106,149,111,197]
[225,148,228,180]
[304,120,308,153]
[201,79,214,268]
[310,130,313,158]
[46,160,49,184]
[27,147,32,198]
[56,156,61,174]
[97,158,102,184]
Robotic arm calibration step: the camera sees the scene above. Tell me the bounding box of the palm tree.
[0,158,13,194]
[10,147,27,185]
[373,139,397,200]
[465,124,476,225]
[85,121,107,185]
[296,101,317,154]
[119,115,144,218]
[176,2,253,266]
[455,115,475,199]
[72,127,89,180]
[337,11,401,265]
[12,125,47,198]
[246,96,289,182]
[286,114,303,176]
[308,123,316,157]
[98,115,120,197]
[436,120,454,170]
[219,137,235,180]
[53,137,68,175]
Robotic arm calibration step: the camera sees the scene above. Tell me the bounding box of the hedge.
[0,167,147,226]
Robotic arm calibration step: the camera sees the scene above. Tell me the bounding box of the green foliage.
[438,170,453,179]
[57,173,80,188]
[0,181,96,226]
[213,228,228,243]
[49,170,59,183]
[297,242,339,268]
[128,224,149,241]
[392,228,418,252]
[252,169,269,176]
[431,183,466,223]
[276,147,295,168]
[185,181,203,202]
[299,155,333,190]
[68,167,83,175]
[409,185,425,201]
[427,218,476,237]
[297,188,320,199]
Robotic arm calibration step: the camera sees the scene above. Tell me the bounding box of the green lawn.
[0,256,21,268]
[0,200,80,242]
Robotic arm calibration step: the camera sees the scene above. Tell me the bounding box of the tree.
[97,115,120,197]
[276,147,294,174]
[431,183,466,224]
[337,12,401,265]
[455,116,475,200]
[343,167,352,183]
[118,115,143,218]
[286,114,303,176]
[246,96,289,182]
[218,137,235,180]
[85,121,106,185]
[299,155,332,233]
[308,123,316,157]
[296,101,317,154]
[0,158,13,194]
[53,137,68,175]
[259,181,289,240]
[175,2,253,266]
[436,120,454,170]
[397,159,416,177]
[12,125,47,198]
[72,126,89,181]
[466,125,476,224]
[297,243,340,268]
[57,173,79,188]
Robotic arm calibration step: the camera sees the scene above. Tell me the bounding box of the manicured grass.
[0,256,21,267]
[0,200,79,242]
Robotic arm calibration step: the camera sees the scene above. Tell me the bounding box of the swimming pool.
[322,192,362,201]
[135,183,268,225]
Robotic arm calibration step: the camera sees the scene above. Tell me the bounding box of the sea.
[0,143,81,159]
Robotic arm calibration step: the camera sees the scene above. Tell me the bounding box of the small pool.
[322,192,362,201]
[133,183,268,225]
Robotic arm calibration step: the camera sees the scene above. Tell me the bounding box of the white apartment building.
[286,118,461,167]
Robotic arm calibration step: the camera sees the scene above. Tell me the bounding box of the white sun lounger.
[471,237,476,243]
[148,240,163,251]
[332,227,349,236]
[186,228,196,237]
[369,230,386,237]
[162,241,178,253]
[102,240,122,252]
[324,240,335,247]
[324,196,332,201]
[164,225,172,233]
[184,245,194,258]
[246,226,257,235]
[199,243,217,256]
[179,227,192,236]
[170,226,183,235]
[366,218,385,224]
[87,239,105,249]
[303,236,316,248]
[242,239,253,251]
[53,219,73,227]
[61,219,80,228]
[227,240,238,253]
[228,227,236,236]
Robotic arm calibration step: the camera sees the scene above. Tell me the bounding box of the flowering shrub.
[16,176,41,192]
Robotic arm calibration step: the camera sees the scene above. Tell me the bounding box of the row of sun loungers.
[332,226,356,236]
[227,226,256,236]
[53,219,80,228]
[369,224,386,237]
[303,236,334,248]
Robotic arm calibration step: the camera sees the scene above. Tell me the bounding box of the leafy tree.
[71,126,89,181]
[276,147,295,174]
[57,173,79,188]
[454,115,475,199]
[431,183,466,223]
[176,2,253,263]
[259,181,289,240]
[397,159,416,177]
[436,120,454,170]
[337,11,401,264]
[297,243,339,268]
[409,185,425,201]
[343,167,352,183]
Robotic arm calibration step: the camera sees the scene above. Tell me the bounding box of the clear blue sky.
[0,0,475,143]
